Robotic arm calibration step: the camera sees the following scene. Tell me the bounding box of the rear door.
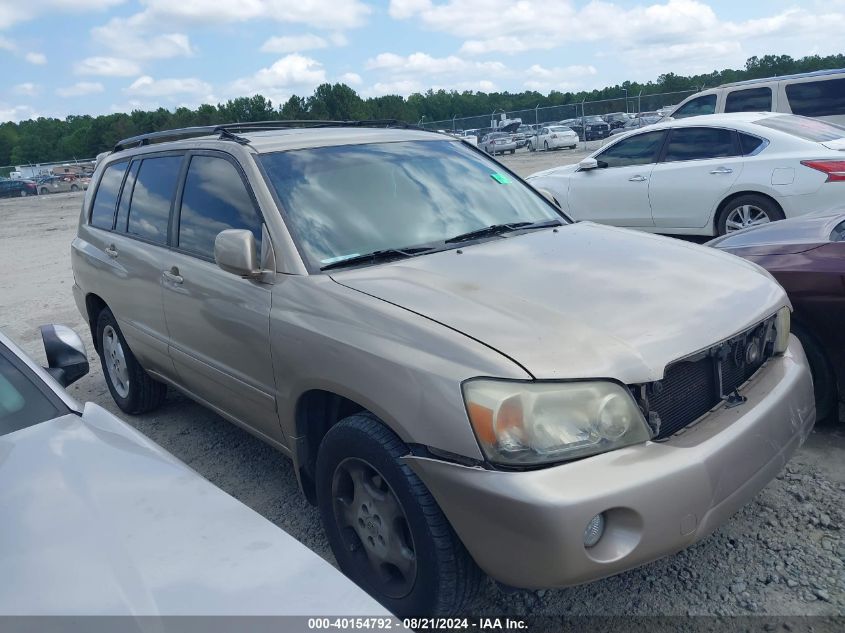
[160,152,279,442]
[100,154,183,377]
[648,126,743,230]
[566,129,666,227]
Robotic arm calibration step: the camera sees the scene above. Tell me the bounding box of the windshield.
[753,115,845,142]
[259,140,562,270]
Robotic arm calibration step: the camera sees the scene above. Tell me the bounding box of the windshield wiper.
[320,246,435,271]
[444,219,562,244]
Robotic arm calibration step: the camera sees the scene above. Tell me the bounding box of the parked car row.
[66,119,820,618]
[0,174,89,198]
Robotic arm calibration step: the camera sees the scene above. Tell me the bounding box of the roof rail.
[112,119,430,153]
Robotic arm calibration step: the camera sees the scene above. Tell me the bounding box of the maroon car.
[709,210,845,421]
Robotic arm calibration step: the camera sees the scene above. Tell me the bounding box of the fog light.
[584,513,605,548]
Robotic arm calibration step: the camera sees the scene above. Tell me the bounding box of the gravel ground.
[0,166,842,620]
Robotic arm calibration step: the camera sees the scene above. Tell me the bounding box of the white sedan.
[0,326,394,618]
[528,125,579,152]
[527,112,845,236]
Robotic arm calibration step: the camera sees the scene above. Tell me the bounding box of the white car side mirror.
[578,158,599,170]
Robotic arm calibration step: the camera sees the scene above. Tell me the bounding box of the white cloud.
[12,82,40,96]
[261,33,329,53]
[523,64,598,92]
[0,103,38,124]
[366,52,505,76]
[76,56,142,77]
[91,16,193,60]
[390,0,845,76]
[0,35,14,51]
[0,0,122,30]
[230,54,327,103]
[25,52,47,65]
[339,72,362,86]
[56,82,105,97]
[126,76,213,98]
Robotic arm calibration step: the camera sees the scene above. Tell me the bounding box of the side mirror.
[214,229,260,278]
[578,157,599,170]
[40,324,89,387]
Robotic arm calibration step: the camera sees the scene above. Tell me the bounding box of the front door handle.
[105,245,118,258]
[628,175,647,182]
[710,167,733,174]
[162,268,183,285]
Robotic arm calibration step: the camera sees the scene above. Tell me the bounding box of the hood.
[707,209,845,255]
[527,163,578,180]
[332,223,787,383]
[0,404,389,616]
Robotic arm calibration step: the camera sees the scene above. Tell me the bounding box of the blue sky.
[1,0,842,123]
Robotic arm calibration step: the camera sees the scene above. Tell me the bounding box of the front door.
[160,152,280,443]
[566,130,666,227]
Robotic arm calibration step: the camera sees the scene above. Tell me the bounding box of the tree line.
[1,53,843,169]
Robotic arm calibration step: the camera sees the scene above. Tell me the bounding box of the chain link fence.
[418,89,698,131]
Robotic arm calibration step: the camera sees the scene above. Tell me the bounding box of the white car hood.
[0,403,389,617]
[334,223,788,383]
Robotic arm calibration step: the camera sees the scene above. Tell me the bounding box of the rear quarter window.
[89,161,128,229]
[753,115,845,142]
[786,78,845,117]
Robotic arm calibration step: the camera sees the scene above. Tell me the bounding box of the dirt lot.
[1,155,843,619]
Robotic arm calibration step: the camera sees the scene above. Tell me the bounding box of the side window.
[673,94,717,119]
[595,131,665,168]
[662,127,738,162]
[114,161,141,233]
[738,133,766,156]
[89,161,128,230]
[127,155,182,245]
[785,78,845,117]
[725,87,772,113]
[177,155,263,259]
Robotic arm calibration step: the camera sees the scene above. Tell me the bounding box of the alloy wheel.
[102,324,130,398]
[331,457,417,599]
[725,204,771,232]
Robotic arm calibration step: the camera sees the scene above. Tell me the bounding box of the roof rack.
[112,119,431,153]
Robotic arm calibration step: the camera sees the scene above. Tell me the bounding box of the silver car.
[0,325,392,617]
[72,123,815,616]
[479,131,518,155]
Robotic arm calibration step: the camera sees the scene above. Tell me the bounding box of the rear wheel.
[70,184,79,192]
[717,194,784,235]
[317,413,481,617]
[40,187,49,195]
[96,308,167,414]
[20,190,27,197]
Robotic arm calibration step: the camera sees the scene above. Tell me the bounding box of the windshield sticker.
[490,173,511,184]
[321,253,360,265]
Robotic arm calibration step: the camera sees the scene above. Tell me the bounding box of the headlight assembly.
[462,379,652,467]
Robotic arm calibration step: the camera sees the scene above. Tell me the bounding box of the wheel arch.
[84,293,109,353]
[713,190,784,234]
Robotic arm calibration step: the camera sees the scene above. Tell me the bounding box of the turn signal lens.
[774,306,791,355]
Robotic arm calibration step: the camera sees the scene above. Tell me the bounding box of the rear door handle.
[710,167,733,174]
[628,175,647,182]
[162,268,183,285]
[105,245,118,258]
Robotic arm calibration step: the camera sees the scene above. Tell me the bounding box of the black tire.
[96,307,166,414]
[543,141,549,151]
[70,184,79,192]
[792,322,838,423]
[317,413,481,617]
[40,187,49,195]
[509,149,515,154]
[20,190,27,197]
[716,194,784,236]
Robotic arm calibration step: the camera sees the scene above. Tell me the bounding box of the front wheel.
[70,184,79,192]
[717,194,784,235]
[40,187,49,195]
[792,323,838,423]
[317,413,481,617]
[96,308,167,414]
[20,190,27,197]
